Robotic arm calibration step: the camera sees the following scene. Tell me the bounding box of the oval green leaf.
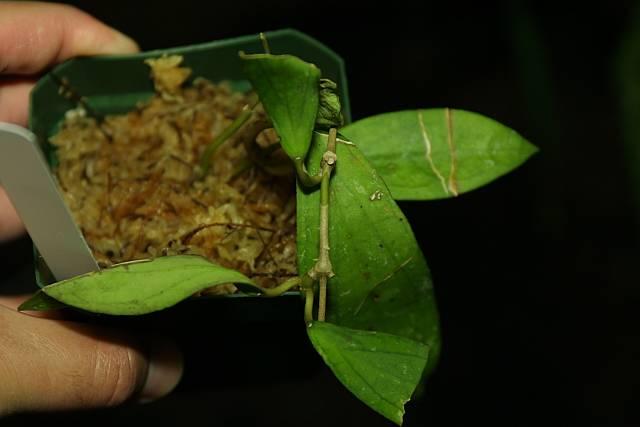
[38,255,256,315]
[341,109,538,200]
[240,53,320,159]
[307,321,430,425]
[297,133,440,357]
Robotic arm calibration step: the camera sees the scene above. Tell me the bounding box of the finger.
[0,305,183,416]
[0,77,33,126]
[0,2,139,76]
[0,186,25,242]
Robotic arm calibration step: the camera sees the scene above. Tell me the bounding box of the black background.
[2,0,640,425]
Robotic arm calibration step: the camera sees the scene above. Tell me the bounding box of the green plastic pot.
[28,29,351,318]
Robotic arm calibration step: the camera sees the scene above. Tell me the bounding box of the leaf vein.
[445,108,459,196]
[353,257,413,316]
[343,347,428,360]
[418,110,449,195]
[336,347,403,413]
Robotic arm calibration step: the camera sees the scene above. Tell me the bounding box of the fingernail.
[138,337,183,403]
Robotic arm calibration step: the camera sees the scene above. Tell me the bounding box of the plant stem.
[293,157,323,187]
[259,32,271,54]
[304,288,315,324]
[197,105,254,178]
[318,276,327,321]
[299,274,316,323]
[313,128,337,322]
[259,276,301,297]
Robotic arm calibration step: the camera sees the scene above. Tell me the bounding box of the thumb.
[0,186,24,242]
[0,2,139,75]
[0,304,183,416]
[0,2,140,126]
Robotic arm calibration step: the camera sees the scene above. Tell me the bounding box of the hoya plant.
[21,36,536,425]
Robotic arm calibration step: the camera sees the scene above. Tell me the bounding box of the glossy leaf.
[33,255,255,315]
[307,321,430,425]
[341,109,538,200]
[297,133,440,357]
[240,53,320,159]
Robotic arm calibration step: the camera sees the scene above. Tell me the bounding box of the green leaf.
[341,109,538,200]
[240,53,320,159]
[297,132,440,356]
[307,321,430,425]
[36,255,255,315]
[18,291,67,312]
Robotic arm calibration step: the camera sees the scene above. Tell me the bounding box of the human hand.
[0,296,183,416]
[0,2,183,416]
[0,1,137,242]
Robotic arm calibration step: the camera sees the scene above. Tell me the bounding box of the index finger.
[0,2,139,76]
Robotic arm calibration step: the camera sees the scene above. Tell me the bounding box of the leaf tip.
[17,291,66,312]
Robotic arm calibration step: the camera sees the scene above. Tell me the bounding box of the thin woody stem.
[327,127,337,153]
[318,276,328,321]
[315,127,337,322]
